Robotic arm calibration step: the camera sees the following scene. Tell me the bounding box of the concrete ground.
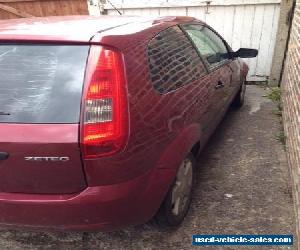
[0,85,295,249]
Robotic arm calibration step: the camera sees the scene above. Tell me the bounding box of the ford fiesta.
[0,15,257,231]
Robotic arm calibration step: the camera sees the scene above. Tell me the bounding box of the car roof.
[0,15,198,43]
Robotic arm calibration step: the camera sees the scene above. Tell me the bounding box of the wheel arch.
[134,123,203,224]
[156,123,202,171]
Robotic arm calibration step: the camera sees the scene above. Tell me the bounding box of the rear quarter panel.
[79,21,240,225]
[83,22,212,187]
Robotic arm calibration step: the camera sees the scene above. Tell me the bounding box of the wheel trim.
[171,158,193,216]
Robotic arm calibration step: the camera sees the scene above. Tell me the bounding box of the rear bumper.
[0,168,175,232]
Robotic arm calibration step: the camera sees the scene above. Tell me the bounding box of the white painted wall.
[89,0,281,82]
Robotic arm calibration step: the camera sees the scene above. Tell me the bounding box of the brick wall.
[281,0,300,246]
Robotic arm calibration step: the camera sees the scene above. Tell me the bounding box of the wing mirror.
[207,53,221,64]
[230,48,258,58]
[206,48,258,64]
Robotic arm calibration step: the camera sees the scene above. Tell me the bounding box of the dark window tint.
[148,26,207,94]
[182,24,229,68]
[0,45,89,123]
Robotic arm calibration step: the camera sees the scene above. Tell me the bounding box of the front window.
[182,24,229,68]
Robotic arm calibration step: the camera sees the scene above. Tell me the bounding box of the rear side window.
[148,26,207,94]
[0,45,89,123]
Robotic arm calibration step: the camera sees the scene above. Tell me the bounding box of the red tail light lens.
[81,46,128,159]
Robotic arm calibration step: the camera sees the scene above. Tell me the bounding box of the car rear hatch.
[0,43,89,194]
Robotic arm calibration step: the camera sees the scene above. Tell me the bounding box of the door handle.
[215,80,225,89]
[0,152,9,160]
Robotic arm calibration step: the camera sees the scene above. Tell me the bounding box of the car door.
[147,26,213,141]
[181,24,234,133]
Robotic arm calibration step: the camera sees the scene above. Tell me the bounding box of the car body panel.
[0,16,200,43]
[0,16,146,42]
[0,15,249,230]
[0,166,175,231]
[0,124,86,194]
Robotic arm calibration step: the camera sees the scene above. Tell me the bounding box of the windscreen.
[0,44,89,123]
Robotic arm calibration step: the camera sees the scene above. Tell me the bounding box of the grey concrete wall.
[269,0,295,86]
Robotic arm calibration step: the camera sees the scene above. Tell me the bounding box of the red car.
[0,15,257,231]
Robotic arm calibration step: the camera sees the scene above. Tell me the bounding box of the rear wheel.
[232,79,246,108]
[154,153,195,227]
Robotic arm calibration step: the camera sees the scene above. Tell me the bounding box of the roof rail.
[152,16,196,24]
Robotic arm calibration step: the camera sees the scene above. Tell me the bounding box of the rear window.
[0,44,89,123]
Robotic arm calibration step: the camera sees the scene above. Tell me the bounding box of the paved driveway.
[0,86,295,250]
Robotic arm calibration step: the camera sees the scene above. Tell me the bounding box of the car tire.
[232,79,246,108]
[154,153,195,228]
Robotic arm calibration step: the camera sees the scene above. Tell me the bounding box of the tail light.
[81,45,129,159]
